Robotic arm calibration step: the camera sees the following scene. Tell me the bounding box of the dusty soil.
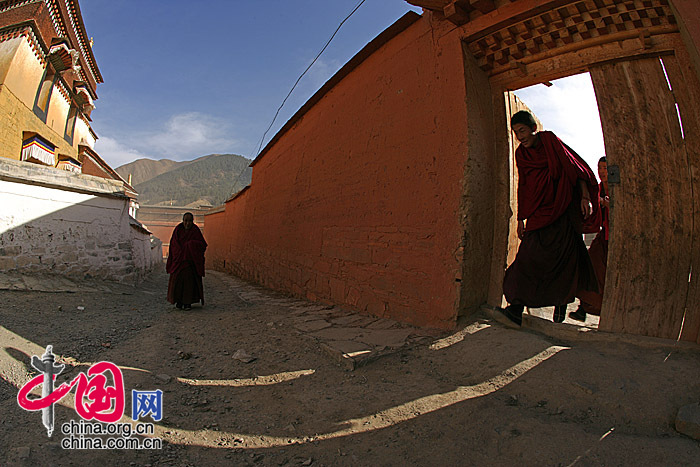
[1,268,699,466]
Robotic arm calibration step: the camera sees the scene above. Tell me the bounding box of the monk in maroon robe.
[571,157,609,321]
[166,212,207,310]
[501,111,600,326]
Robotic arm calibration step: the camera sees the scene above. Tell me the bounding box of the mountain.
[115,158,188,186]
[116,154,252,207]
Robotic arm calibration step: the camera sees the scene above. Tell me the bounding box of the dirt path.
[1,269,699,466]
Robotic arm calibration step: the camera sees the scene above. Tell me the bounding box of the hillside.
[115,158,188,186]
[117,154,252,207]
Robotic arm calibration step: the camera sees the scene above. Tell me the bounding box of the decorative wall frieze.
[47,41,77,71]
[43,0,101,88]
[0,24,46,66]
[0,0,39,15]
[64,1,97,84]
[74,82,94,115]
[464,0,677,74]
[54,74,70,101]
[43,0,65,37]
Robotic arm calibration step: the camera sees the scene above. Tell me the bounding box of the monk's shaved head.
[510,110,537,130]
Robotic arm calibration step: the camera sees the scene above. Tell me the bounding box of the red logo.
[18,360,125,424]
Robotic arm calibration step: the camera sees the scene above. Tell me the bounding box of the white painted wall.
[0,178,161,282]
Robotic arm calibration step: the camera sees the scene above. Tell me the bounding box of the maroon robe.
[504,131,598,307]
[516,132,600,232]
[577,182,609,315]
[166,223,207,306]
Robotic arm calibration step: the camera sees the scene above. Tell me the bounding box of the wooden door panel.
[590,57,693,339]
[661,49,700,344]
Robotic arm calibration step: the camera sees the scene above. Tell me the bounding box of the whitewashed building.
[0,158,161,282]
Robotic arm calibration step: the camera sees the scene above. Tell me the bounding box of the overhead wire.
[251,0,367,159]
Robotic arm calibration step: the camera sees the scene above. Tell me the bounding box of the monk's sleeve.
[557,138,602,232]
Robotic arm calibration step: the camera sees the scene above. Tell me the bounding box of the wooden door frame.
[484,31,693,331]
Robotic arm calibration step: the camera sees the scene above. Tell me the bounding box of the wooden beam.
[470,0,496,14]
[463,0,579,42]
[639,29,652,49]
[488,24,676,74]
[489,29,678,90]
[404,0,448,10]
[444,1,470,26]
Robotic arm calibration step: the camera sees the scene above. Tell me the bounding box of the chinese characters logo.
[17,345,163,438]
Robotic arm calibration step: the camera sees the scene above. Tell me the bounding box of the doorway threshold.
[481,304,699,351]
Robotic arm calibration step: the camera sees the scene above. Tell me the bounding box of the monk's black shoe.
[501,305,524,326]
[183,304,192,310]
[176,302,183,309]
[553,305,567,323]
[569,307,587,322]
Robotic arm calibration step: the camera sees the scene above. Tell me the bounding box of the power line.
[252,0,367,159]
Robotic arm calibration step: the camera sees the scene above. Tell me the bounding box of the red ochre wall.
[206,14,473,329]
[81,156,112,179]
[146,223,207,259]
[146,224,176,258]
[137,209,207,258]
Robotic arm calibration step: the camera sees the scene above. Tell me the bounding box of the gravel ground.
[1,268,699,466]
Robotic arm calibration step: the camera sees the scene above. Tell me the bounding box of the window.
[64,104,78,144]
[57,155,81,173]
[33,66,57,121]
[21,133,56,166]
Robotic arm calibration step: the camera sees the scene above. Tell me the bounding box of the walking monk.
[570,157,609,321]
[501,111,600,326]
[166,212,207,310]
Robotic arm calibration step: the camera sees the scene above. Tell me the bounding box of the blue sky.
[81,0,421,167]
[81,1,605,173]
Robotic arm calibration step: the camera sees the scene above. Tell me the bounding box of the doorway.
[488,44,700,342]
[511,72,607,329]
[453,0,700,342]
[472,36,700,342]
